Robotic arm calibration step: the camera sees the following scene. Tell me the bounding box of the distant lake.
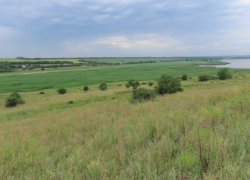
[200,59,250,69]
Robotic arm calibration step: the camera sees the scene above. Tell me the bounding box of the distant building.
[14,68,23,71]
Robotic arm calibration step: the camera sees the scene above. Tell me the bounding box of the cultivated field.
[1,58,250,179]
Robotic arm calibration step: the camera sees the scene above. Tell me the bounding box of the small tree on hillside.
[218,68,232,80]
[126,78,140,89]
[155,74,183,95]
[99,83,107,91]
[131,81,140,89]
[130,88,156,103]
[148,82,154,86]
[198,75,210,82]
[5,92,25,107]
[181,74,188,80]
[57,88,67,94]
[83,86,89,91]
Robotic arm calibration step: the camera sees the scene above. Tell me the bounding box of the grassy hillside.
[1,74,250,179]
[1,58,250,179]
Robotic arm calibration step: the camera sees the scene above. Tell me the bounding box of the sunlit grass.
[1,75,250,178]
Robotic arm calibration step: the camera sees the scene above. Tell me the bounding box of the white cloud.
[155,0,200,9]
[93,34,181,49]
[0,26,18,36]
[104,7,114,12]
[230,0,250,6]
[88,5,101,10]
[94,14,110,21]
[63,40,91,55]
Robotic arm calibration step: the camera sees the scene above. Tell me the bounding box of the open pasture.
[1,58,249,93]
[1,58,250,179]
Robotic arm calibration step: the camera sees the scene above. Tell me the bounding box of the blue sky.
[0,0,250,57]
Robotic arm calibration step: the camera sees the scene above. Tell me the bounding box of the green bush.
[131,81,140,89]
[99,83,107,91]
[218,68,232,80]
[39,91,45,94]
[125,83,130,88]
[57,88,67,94]
[68,100,74,104]
[155,74,183,95]
[126,79,140,89]
[130,88,156,103]
[83,86,89,91]
[148,82,154,86]
[5,92,25,107]
[209,75,218,80]
[198,75,210,82]
[181,74,188,80]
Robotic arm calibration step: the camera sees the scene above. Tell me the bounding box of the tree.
[198,75,210,82]
[5,92,25,107]
[130,88,156,103]
[99,83,107,91]
[126,78,140,89]
[148,82,154,86]
[218,68,232,80]
[155,74,183,95]
[131,81,140,89]
[125,83,130,88]
[181,74,188,80]
[57,88,67,94]
[83,86,89,91]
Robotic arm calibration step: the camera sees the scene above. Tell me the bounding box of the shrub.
[125,83,130,88]
[57,88,67,94]
[198,75,210,82]
[41,68,45,70]
[39,91,45,94]
[5,92,25,107]
[209,75,218,80]
[126,79,140,89]
[129,77,135,82]
[148,82,154,86]
[181,74,188,80]
[83,86,89,91]
[99,83,107,91]
[155,74,183,95]
[130,88,156,103]
[218,68,232,80]
[142,82,146,85]
[68,100,74,104]
[131,81,140,89]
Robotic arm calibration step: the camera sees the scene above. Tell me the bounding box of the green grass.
[1,59,249,93]
[1,79,250,179]
[2,58,250,179]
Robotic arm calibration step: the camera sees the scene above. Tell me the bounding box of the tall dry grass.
[1,84,250,179]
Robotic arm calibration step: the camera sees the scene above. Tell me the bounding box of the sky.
[0,0,250,57]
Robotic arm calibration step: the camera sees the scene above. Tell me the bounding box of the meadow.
[1,58,248,93]
[1,58,250,179]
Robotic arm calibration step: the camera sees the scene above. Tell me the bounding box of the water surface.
[201,59,250,69]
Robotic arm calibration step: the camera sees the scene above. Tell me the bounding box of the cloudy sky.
[0,0,250,57]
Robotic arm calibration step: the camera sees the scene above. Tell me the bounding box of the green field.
[1,58,250,179]
[1,58,248,93]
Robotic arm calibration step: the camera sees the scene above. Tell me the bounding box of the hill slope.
[1,81,250,179]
